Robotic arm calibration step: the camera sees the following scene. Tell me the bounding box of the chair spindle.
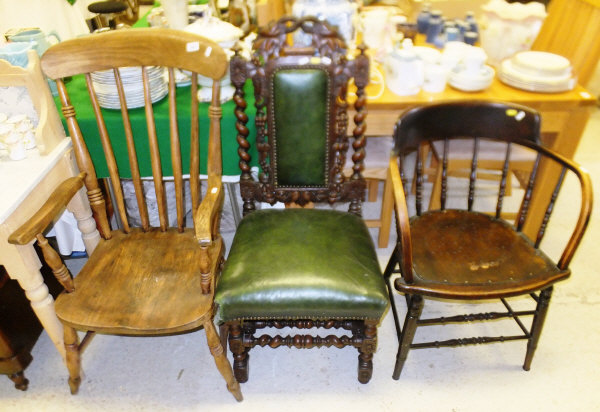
[36,234,74,292]
[516,153,542,232]
[56,78,112,239]
[468,137,480,211]
[535,166,567,248]
[167,68,185,231]
[441,138,449,210]
[495,142,513,219]
[87,72,130,232]
[113,67,150,231]
[142,66,168,230]
[416,142,425,216]
[189,73,201,212]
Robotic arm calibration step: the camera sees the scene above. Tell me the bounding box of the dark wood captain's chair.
[7,28,242,400]
[384,101,593,378]
[214,16,389,384]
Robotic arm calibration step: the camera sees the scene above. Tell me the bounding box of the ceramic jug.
[357,7,391,51]
[7,29,61,95]
[7,28,61,57]
[0,42,34,68]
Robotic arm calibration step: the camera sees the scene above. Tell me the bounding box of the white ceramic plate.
[511,51,571,77]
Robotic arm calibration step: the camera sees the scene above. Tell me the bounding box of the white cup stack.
[0,113,37,161]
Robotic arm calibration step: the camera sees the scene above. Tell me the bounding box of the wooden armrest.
[8,172,86,245]
[388,157,414,283]
[194,174,224,245]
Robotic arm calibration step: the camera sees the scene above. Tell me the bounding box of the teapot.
[384,39,424,96]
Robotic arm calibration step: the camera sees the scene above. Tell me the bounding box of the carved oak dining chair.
[384,101,592,378]
[214,16,389,384]
[7,28,242,400]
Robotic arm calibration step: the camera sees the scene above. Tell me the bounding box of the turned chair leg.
[393,295,423,380]
[64,326,81,394]
[383,246,403,340]
[8,371,29,391]
[357,320,377,384]
[219,323,229,354]
[523,287,553,371]
[228,322,250,383]
[203,320,243,402]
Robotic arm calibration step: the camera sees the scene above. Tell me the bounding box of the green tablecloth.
[58,75,256,178]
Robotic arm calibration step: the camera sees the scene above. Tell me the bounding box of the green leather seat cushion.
[215,209,389,321]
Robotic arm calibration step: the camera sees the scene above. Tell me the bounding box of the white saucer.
[448,65,495,92]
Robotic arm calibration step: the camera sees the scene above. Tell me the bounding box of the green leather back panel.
[215,209,389,321]
[273,69,328,187]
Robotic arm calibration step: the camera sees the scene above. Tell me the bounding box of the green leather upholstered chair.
[214,16,389,384]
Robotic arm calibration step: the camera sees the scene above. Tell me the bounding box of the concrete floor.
[0,107,598,411]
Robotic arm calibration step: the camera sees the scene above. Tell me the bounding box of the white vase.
[479,0,547,66]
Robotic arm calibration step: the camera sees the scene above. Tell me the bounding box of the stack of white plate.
[91,66,168,109]
[448,65,495,92]
[497,51,577,93]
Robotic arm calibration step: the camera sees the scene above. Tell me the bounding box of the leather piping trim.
[225,315,382,322]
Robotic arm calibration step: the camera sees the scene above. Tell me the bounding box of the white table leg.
[67,187,100,255]
[10,243,65,360]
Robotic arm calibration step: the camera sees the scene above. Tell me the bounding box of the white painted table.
[0,138,100,360]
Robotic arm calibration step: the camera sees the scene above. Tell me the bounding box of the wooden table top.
[364,61,597,110]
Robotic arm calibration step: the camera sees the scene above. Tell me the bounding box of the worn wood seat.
[55,229,221,333]
[384,101,593,379]
[402,209,566,299]
[8,28,242,401]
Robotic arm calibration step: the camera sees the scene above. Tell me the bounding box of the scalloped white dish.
[448,65,495,92]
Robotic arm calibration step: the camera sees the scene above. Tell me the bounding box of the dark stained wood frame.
[221,16,381,384]
[231,16,369,215]
[383,102,593,378]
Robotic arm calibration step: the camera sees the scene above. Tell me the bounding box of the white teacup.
[423,63,448,93]
[462,46,487,75]
[5,131,26,160]
[8,140,26,161]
